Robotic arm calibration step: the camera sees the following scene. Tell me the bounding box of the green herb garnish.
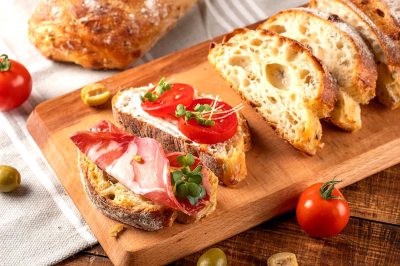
[175,104,216,127]
[171,153,206,206]
[141,77,171,102]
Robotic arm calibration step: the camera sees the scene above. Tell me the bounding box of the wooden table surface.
[58,164,400,265]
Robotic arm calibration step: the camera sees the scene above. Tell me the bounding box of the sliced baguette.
[348,0,400,45]
[208,28,338,155]
[311,0,400,109]
[260,8,378,131]
[112,87,251,186]
[79,152,218,231]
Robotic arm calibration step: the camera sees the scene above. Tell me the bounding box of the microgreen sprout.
[171,153,206,206]
[141,77,171,102]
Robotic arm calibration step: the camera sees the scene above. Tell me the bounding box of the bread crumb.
[110,223,125,238]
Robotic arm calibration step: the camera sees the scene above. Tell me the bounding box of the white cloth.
[0,0,307,265]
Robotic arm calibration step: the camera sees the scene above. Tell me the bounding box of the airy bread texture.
[260,8,378,131]
[311,0,400,109]
[348,0,400,44]
[112,87,251,186]
[79,153,218,231]
[28,0,196,69]
[208,29,338,155]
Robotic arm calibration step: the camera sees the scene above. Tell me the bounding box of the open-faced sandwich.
[112,78,252,186]
[71,120,218,231]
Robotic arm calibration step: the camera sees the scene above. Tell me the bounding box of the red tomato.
[0,54,32,111]
[167,152,202,170]
[296,180,350,238]
[141,83,194,119]
[178,98,238,144]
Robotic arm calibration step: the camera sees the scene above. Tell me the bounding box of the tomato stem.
[0,54,11,72]
[320,178,346,201]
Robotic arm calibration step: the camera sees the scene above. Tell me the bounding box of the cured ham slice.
[70,120,208,215]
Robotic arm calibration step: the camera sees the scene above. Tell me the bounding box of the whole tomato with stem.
[0,54,32,111]
[296,179,350,238]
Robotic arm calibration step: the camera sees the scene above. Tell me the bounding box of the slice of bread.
[79,153,218,231]
[348,0,400,45]
[260,8,378,131]
[208,28,338,155]
[311,0,400,109]
[112,87,251,186]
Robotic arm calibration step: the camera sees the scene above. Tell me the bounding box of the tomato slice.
[141,83,194,119]
[178,98,238,144]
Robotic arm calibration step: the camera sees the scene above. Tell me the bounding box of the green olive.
[81,83,111,107]
[197,248,227,266]
[0,165,21,192]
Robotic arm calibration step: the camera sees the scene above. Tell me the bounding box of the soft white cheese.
[114,86,188,139]
[114,86,240,156]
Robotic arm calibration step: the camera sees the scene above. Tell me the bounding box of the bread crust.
[209,28,338,155]
[79,152,218,231]
[79,153,176,231]
[262,8,377,105]
[112,90,251,186]
[28,0,197,69]
[348,0,400,47]
[222,28,337,118]
[310,0,400,109]
[311,0,400,66]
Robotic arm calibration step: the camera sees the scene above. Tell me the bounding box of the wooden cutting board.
[27,34,400,265]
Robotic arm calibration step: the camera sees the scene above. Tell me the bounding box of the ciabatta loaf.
[311,0,400,109]
[28,0,197,69]
[79,153,218,231]
[112,87,251,186]
[260,8,378,131]
[208,29,338,155]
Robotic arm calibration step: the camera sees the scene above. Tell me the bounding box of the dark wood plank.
[344,164,400,225]
[75,214,400,266]
[174,214,400,265]
[83,246,108,257]
[58,253,113,266]
[72,165,400,265]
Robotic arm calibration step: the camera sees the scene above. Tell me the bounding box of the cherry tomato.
[178,98,238,144]
[141,83,194,119]
[296,179,350,238]
[0,54,32,111]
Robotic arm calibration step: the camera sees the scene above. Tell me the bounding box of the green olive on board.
[197,248,227,266]
[80,83,111,107]
[0,165,21,192]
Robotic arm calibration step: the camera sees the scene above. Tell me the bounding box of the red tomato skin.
[141,83,194,119]
[296,183,350,238]
[0,59,32,111]
[178,98,238,144]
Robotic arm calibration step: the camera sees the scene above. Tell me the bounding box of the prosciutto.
[70,120,209,216]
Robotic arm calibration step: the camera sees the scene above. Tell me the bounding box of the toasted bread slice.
[347,0,400,46]
[311,0,400,109]
[260,8,377,131]
[208,29,337,155]
[112,87,251,186]
[79,153,218,231]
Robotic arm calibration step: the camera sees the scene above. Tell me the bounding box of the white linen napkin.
[0,0,307,265]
